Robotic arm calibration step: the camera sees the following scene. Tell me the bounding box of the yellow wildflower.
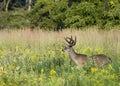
[0,65,4,71]
[109,0,115,5]
[50,69,56,75]
[25,49,31,53]
[58,77,63,81]
[105,70,109,74]
[100,69,105,74]
[108,64,112,69]
[111,74,117,79]
[9,65,15,71]
[91,67,98,73]
[84,47,92,55]
[38,77,43,82]
[100,69,109,75]
[41,68,44,73]
[31,55,39,61]
[15,45,19,51]
[95,48,104,54]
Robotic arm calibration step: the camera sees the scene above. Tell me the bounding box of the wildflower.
[25,48,31,53]
[9,65,15,71]
[91,67,98,73]
[38,77,42,82]
[109,0,115,6]
[95,48,104,54]
[108,64,112,69]
[16,66,20,70]
[31,55,39,61]
[0,71,8,76]
[33,78,37,84]
[50,69,56,75]
[100,69,105,74]
[105,70,109,74]
[85,47,92,55]
[58,77,62,81]
[41,68,44,73]
[111,74,117,79]
[100,69,109,75]
[0,65,4,71]
[15,45,19,51]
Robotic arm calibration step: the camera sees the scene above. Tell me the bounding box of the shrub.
[97,3,120,29]
[0,10,30,29]
[64,2,96,28]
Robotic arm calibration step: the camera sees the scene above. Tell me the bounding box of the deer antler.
[64,36,76,46]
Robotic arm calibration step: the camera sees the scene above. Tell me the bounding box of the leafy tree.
[28,0,68,30]
[64,2,96,28]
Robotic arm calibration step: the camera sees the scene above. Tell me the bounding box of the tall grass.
[0,28,120,86]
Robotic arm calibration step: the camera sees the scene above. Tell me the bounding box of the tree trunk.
[28,0,31,11]
[104,0,109,11]
[3,0,6,10]
[4,0,11,12]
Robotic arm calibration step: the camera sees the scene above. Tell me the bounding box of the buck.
[62,36,112,67]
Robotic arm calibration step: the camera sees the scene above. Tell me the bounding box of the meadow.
[0,28,120,86]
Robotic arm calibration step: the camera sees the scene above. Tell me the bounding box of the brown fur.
[92,54,112,67]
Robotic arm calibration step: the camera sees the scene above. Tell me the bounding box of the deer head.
[62,36,76,53]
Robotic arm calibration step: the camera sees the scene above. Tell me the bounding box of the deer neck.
[69,48,77,59]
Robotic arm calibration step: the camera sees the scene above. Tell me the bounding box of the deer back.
[92,54,112,66]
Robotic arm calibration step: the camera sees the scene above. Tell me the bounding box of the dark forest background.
[0,0,120,30]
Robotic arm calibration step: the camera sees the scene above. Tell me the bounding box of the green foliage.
[28,0,67,30]
[0,10,30,29]
[27,0,120,30]
[0,34,119,86]
[98,4,120,29]
[65,2,96,28]
[0,0,120,30]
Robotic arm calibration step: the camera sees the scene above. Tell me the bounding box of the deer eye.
[69,45,72,47]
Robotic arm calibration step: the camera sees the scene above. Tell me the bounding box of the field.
[0,28,120,86]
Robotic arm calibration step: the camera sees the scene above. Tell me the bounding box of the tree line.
[0,0,120,30]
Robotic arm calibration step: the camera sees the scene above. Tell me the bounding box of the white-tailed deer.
[62,36,112,67]
[62,36,88,67]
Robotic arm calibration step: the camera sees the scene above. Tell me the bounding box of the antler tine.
[64,37,71,44]
[74,36,76,45]
[67,36,73,44]
[70,36,76,46]
[64,36,76,46]
[70,36,74,44]
[71,36,73,40]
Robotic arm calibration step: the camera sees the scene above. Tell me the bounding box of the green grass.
[0,29,120,86]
